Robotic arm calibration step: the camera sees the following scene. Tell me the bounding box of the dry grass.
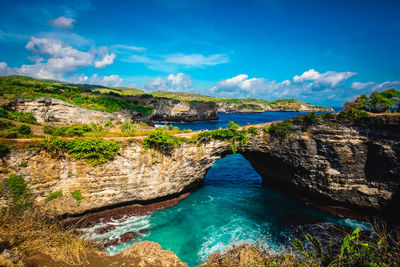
[0,210,97,266]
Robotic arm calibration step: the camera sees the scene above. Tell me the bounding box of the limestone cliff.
[217,102,334,113]
[149,99,218,122]
[4,97,137,124]
[0,115,399,218]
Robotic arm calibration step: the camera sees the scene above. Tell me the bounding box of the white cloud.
[89,74,123,87]
[293,69,357,87]
[351,81,400,91]
[48,16,76,29]
[0,37,115,80]
[164,53,229,66]
[94,53,116,68]
[123,52,229,72]
[145,73,193,92]
[351,81,377,90]
[111,44,146,53]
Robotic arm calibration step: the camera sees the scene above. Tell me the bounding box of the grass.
[5,174,31,212]
[0,107,37,124]
[44,190,63,203]
[0,210,95,266]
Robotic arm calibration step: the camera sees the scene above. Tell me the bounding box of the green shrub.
[0,143,10,158]
[339,108,368,122]
[43,125,56,134]
[230,143,238,154]
[143,129,184,155]
[0,107,37,124]
[104,121,114,128]
[247,126,259,136]
[265,120,293,138]
[7,174,30,212]
[0,120,13,130]
[19,161,27,167]
[71,190,83,202]
[44,190,63,203]
[228,121,239,130]
[1,124,32,138]
[41,137,120,165]
[65,138,120,165]
[15,124,32,135]
[302,112,317,126]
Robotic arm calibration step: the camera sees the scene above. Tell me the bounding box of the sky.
[0,0,399,106]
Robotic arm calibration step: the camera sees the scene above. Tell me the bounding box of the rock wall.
[0,115,399,217]
[4,97,137,124]
[150,99,218,122]
[217,102,334,113]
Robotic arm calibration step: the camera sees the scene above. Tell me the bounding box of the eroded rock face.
[4,97,137,124]
[150,99,218,122]
[216,102,334,113]
[0,115,399,218]
[121,241,187,267]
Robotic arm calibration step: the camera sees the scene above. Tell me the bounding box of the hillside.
[0,75,333,120]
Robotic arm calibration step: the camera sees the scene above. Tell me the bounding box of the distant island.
[0,75,333,124]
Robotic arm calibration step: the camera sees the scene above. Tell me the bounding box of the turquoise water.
[84,111,368,266]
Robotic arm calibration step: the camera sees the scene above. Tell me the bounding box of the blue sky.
[1,0,399,106]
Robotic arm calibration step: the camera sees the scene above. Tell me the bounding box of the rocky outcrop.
[4,97,137,124]
[217,102,334,113]
[0,115,399,218]
[121,241,187,267]
[150,99,218,122]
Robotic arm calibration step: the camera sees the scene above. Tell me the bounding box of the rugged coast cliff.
[1,114,399,218]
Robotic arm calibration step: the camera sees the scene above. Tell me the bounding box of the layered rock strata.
[0,115,399,218]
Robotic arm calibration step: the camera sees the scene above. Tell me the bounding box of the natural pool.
[85,153,368,266]
[84,111,369,266]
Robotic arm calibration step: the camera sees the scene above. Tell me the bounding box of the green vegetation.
[44,124,95,137]
[264,120,293,138]
[247,126,259,136]
[0,143,10,158]
[339,108,368,122]
[41,137,120,165]
[344,88,400,113]
[6,174,30,212]
[71,190,83,203]
[19,161,27,167]
[292,226,399,266]
[44,190,63,203]
[0,120,14,130]
[143,129,186,155]
[120,122,136,136]
[204,223,400,267]
[1,124,33,138]
[104,121,114,128]
[0,107,37,124]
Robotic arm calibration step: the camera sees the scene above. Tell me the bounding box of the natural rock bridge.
[1,115,399,219]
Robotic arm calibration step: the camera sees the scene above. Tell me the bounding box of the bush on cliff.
[264,120,293,138]
[339,108,368,122]
[41,137,120,165]
[143,129,185,155]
